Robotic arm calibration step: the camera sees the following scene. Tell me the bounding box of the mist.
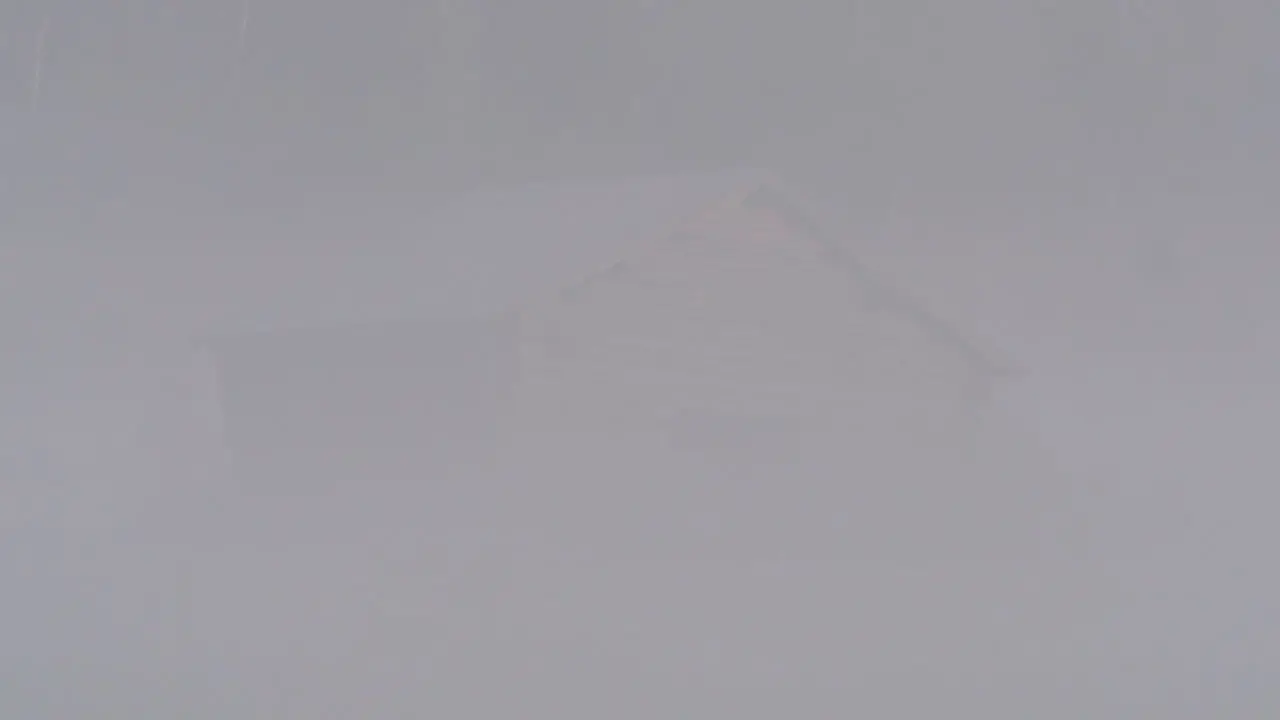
[5,1,1280,717]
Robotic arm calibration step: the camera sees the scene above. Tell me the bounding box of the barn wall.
[507,199,980,456]
[209,316,520,518]
[494,197,998,551]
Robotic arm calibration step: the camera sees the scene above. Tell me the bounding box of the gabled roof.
[2,169,1005,373]
[734,179,1009,376]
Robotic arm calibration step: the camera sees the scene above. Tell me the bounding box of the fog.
[5,1,1280,717]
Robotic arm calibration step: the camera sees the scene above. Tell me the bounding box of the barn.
[200,173,1015,501]
[4,170,1010,501]
[2,171,1090,715]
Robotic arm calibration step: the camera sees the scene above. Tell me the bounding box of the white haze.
[5,1,1280,717]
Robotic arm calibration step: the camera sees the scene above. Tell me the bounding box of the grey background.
[5,1,1277,210]
[5,1,1280,717]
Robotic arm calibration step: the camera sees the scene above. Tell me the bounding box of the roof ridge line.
[736,177,1017,378]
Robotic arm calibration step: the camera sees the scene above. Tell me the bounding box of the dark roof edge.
[731,172,1017,379]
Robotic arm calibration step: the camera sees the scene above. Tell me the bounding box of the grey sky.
[4,2,1278,202]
